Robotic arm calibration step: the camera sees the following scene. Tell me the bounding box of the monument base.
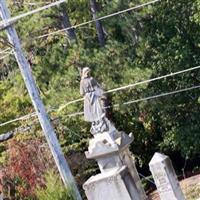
[83,120,147,200]
[83,166,141,200]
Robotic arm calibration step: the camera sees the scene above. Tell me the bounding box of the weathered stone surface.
[120,148,147,200]
[84,131,147,200]
[85,131,134,173]
[82,69,147,200]
[85,131,133,159]
[149,152,186,200]
[83,166,141,200]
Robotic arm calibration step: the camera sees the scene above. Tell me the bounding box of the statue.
[80,67,109,135]
[81,69,147,200]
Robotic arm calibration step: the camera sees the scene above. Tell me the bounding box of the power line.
[106,66,200,94]
[14,1,51,6]
[36,0,160,39]
[64,84,200,117]
[0,47,11,54]
[1,83,200,138]
[0,53,10,60]
[0,112,37,127]
[58,65,200,112]
[0,1,65,60]
[138,173,155,185]
[0,50,13,60]
[0,0,66,30]
[0,65,200,127]
[0,115,40,142]
[113,84,200,107]
[0,0,160,60]
[58,98,84,112]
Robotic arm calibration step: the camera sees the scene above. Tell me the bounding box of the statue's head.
[82,67,90,79]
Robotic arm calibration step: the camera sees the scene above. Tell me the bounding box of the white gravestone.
[149,152,186,200]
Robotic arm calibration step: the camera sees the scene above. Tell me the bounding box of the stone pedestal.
[83,127,147,200]
[149,152,186,200]
[83,166,140,200]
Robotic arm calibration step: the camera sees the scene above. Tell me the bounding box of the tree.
[59,5,76,42]
[89,0,105,46]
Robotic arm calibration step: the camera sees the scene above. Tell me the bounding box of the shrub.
[36,170,76,200]
[0,138,55,199]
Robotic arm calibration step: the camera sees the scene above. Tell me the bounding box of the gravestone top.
[149,152,168,165]
[149,152,186,200]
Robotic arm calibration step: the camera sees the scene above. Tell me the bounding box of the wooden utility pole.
[90,0,105,46]
[0,1,82,199]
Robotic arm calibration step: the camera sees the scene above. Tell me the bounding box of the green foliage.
[0,1,200,198]
[36,171,76,200]
[0,143,7,166]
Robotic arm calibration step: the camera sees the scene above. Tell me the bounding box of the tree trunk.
[90,0,105,46]
[59,6,76,42]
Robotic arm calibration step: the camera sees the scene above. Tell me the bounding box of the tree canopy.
[0,0,200,198]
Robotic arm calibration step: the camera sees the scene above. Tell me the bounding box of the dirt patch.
[149,175,200,200]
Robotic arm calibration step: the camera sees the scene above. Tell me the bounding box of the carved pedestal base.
[83,166,141,200]
[83,129,147,200]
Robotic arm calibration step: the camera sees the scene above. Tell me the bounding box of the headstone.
[149,152,186,200]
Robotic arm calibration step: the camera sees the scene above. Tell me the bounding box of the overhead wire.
[1,1,199,182]
[0,0,67,30]
[63,84,200,117]
[1,83,200,140]
[0,64,200,127]
[0,0,199,130]
[0,47,11,54]
[0,112,37,127]
[0,118,38,142]
[0,0,66,61]
[0,50,13,60]
[36,0,160,39]
[0,53,11,60]
[138,173,155,185]
[14,1,51,6]
[58,65,200,111]
[112,84,200,107]
[0,0,160,61]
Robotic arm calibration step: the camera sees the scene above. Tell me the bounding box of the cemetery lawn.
[149,174,200,200]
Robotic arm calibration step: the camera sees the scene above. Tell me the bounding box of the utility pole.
[90,0,105,46]
[0,1,82,199]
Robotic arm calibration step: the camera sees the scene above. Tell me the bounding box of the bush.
[0,138,55,199]
[36,171,76,200]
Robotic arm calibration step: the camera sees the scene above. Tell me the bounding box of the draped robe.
[80,77,105,122]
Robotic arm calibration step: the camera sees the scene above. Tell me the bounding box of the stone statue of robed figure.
[80,67,105,122]
[80,67,108,135]
[81,67,147,200]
